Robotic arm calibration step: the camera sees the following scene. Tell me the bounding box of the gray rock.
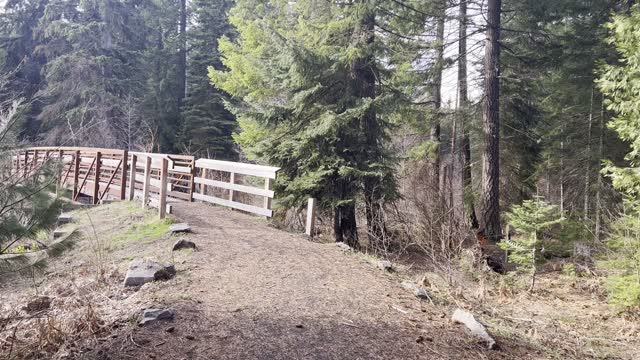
[452,308,496,349]
[377,260,393,272]
[169,223,191,233]
[123,259,176,287]
[401,281,431,300]
[52,229,66,239]
[336,242,352,252]
[57,214,73,226]
[139,308,175,326]
[172,239,196,251]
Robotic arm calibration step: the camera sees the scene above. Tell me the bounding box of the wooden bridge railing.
[10,147,281,220]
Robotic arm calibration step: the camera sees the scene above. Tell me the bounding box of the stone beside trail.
[172,239,196,251]
[123,259,176,287]
[169,223,191,233]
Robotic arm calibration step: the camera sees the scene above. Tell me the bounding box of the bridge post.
[128,153,137,201]
[92,151,102,204]
[159,157,169,219]
[305,198,317,237]
[142,156,152,208]
[120,150,128,200]
[72,150,80,199]
[263,178,273,219]
[229,172,236,202]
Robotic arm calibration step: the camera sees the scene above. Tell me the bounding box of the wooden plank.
[92,152,102,204]
[264,178,273,215]
[128,153,136,201]
[192,193,273,217]
[158,158,168,219]
[120,150,128,200]
[72,151,80,198]
[195,159,279,179]
[194,177,275,198]
[142,156,152,208]
[229,172,236,202]
[199,169,207,196]
[305,198,317,237]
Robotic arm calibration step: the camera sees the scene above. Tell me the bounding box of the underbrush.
[0,201,177,359]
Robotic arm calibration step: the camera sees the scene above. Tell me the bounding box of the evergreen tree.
[211,0,422,248]
[35,0,151,147]
[179,0,237,158]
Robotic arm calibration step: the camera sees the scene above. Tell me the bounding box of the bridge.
[7,147,314,225]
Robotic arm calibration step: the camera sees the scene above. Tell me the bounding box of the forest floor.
[1,201,638,359]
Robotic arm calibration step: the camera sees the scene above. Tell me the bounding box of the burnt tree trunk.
[480,0,502,242]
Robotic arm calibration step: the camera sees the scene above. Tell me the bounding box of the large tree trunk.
[428,2,446,193]
[334,178,359,248]
[354,7,387,245]
[479,0,502,242]
[177,0,187,109]
[457,0,478,229]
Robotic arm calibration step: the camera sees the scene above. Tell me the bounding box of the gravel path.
[86,202,534,360]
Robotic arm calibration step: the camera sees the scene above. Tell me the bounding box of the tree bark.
[595,95,604,241]
[177,0,187,109]
[458,0,478,229]
[479,0,502,242]
[428,2,446,193]
[584,87,594,221]
[354,7,387,245]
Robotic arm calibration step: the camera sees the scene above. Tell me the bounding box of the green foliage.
[499,196,565,286]
[599,201,640,311]
[179,0,237,158]
[597,5,640,312]
[0,99,77,276]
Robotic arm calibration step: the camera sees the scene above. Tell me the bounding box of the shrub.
[499,196,565,290]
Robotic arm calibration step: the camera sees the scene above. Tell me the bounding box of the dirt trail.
[86,202,535,360]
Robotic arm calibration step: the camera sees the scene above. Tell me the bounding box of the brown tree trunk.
[354,7,387,245]
[177,0,187,109]
[479,0,502,242]
[584,87,594,221]
[458,0,478,229]
[428,2,446,193]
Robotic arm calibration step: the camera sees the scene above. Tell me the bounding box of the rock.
[139,308,175,326]
[99,199,117,205]
[53,229,66,239]
[23,296,52,313]
[57,214,73,226]
[185,335,195,340]
[172,239,196,251]
[165,326,175,333]
[451,308,496,349]
[377,260,393,272]
[169,223,191,233]
[123,259,176,287]
[401,281,431,300]
[336,242,353,252]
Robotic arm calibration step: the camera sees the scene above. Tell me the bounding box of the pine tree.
[0,98,76,275]
[179,0,237,159]
[35,0,151,147]
[211,0,422,248]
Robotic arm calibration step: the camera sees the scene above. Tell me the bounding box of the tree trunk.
[595,95,604,241]
[479,0,502,242]
[584,87,594,220]
[177,0,187,109]
[334,202,359,249]
[458,0,478,229]
[354,7,387,245]
[428,2,446,193]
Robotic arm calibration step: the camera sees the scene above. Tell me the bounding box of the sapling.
[499,196,565,290]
